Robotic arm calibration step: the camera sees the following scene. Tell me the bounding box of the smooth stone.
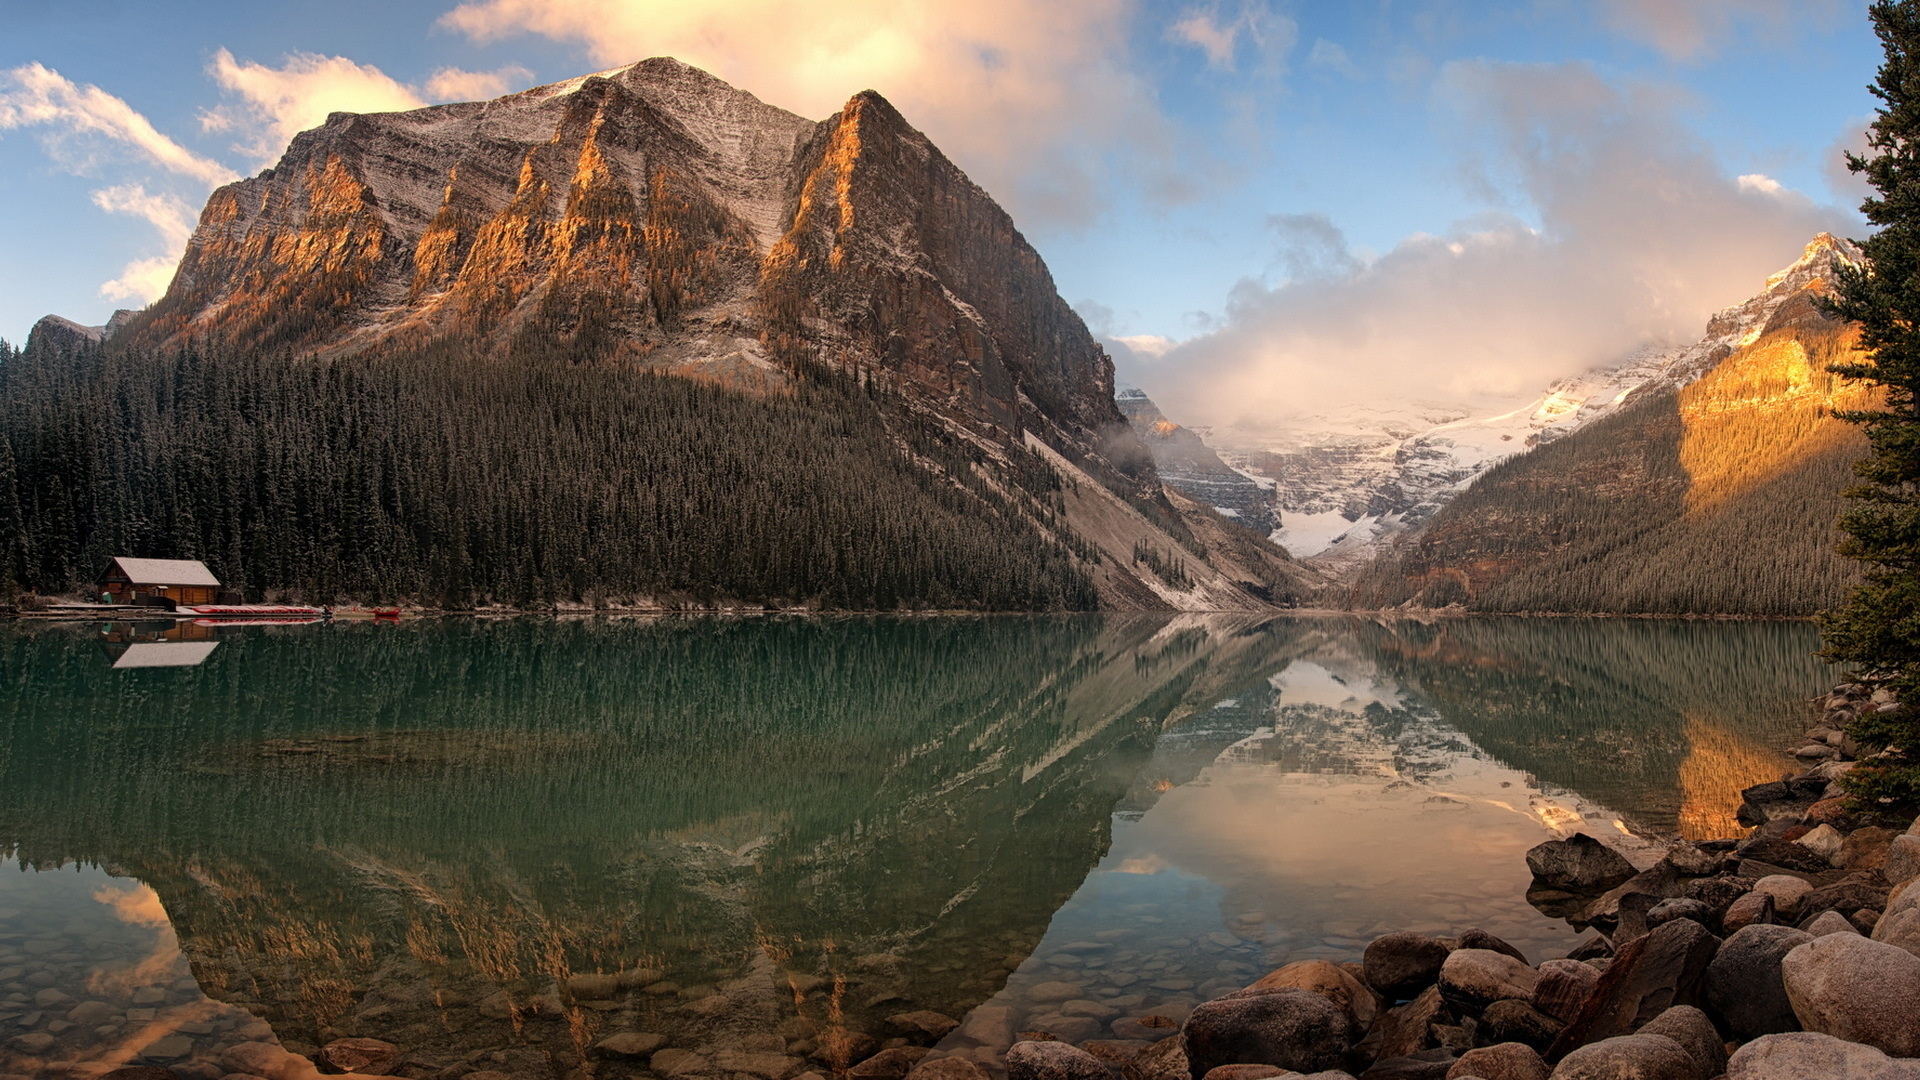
[9,1032,55,1054]
[1085,1040,1154,1065]
[1796,824,1845,865]
[1704,925,1812,1040]
[1006,1041,1112,1080]
[1445,1043,1546,1080]
[1872,905,1920,957]
[653,1048,715,1079]
[1025,1015,1104,1043]
[1243,961,1380,1030]
[1064,1000,1120,1020]
[1364,934,1453,1002]
[1806,910,1862,937]
[1884,835,1920,886]
[1722,891,1775,933]
[141,1036,196,1061]
[1438,950,1538,1015]
[1636,1006,1724,1079]
[1200,1068,1294,1080]
[1028,981,1081,1003]
[1457,930,1527,965]
[886,1012,960,1042]
[715,1050,807,1080]
[1749,876,1812,921]
[1843,828,1900,871]
[1526,835,1635,894]
[1725,1031,1920,1079]
[1548,1034,1699,1080]
[1183,989,1353,1078]
[1781,933,1920,1057]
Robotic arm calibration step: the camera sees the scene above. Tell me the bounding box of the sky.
[0,0,1885,435]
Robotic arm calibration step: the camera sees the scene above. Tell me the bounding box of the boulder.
[1635,1007,1724,1079]
[1437,951,1538,1015]
[1245,961,1381,1031]
[907,1059,992,1080]
[1530,961,1599,1025]
[887,1012,961,1043]
[812,1029,883,1069]
[1358,1048,1457,1079]
[1748,876,1813,921]
[1644,899,1711,932]
[1805,910,1861,937]
[1199,1068,1294,1080]
[1366,933,1454,1001]
[1546,919,1718,1059]
[1681,875,1751,921]
[1725,1031,1920,1079]
[1124,1035,1190,1080]
[1804,798,1857,830]
[1704,924,1812,1040]
[1884,834,1920,886]
[1526,835,1635,894]
[713,1050,807,1080]
[654,1049,716,1079]
[1843,827,1900,871]
[1376,986,1451,1060]
[1086,1041,1155,1066]
[1721,891,1775,934]
[1872,905,1920,957]
[1478,1000,1561,1052]
[850,1048,934,1080]
[1661,845,1723,878]
[1781,932,1920,1056]
[1583,866,1685,930]
[1796,824,1845,865]
[1457,930,1528,965]
[1736,838,1833,874]
[1802,878,1891,921]
[1183,989,1354,1078]
[1007,1041,1112,1080]
[1445,1043,1546,1080]
[1547,1034,1700,1080]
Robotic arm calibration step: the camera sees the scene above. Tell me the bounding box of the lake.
[0,614,1830,1079]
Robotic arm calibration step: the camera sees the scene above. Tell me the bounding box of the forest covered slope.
[0,60,1310,611]
[1350,283,1872,616]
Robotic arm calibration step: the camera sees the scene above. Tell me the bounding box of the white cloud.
[1135,60,1852,435]
[1307,39,1363,80]
[205,49,426,163]
[1593,0,1843,61]
[0,63,235,186]
[425,64,534,102]
[1114,333,1178,358]
[437,0,1186,226]
[1169,3,1297,73]
[90,183,197,248]
[203,50,538,165]
[99,255,180,304]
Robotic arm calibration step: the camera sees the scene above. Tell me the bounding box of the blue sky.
[0,0,1883,428]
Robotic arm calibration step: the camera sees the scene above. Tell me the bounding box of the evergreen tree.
[1820,0,1920,815]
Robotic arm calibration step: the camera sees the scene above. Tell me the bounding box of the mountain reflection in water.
[0,615,1826,1078]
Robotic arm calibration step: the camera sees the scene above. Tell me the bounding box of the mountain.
[1348,234,1872,615]
[1222,234,1864,578]
[5,59,1304,611]
[1115,387,1279,533]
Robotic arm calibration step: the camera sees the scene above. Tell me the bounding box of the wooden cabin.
[98,557,222,605]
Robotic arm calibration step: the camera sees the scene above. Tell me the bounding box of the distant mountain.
[1116,387,1279,534]
[1225,234,1864,578]
[7,59,1306,611]
[1348,234,1871,615]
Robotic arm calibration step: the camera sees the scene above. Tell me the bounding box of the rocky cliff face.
[74,57,1289,611]
[1349,234,1873,616]
[1116,388,1279,534]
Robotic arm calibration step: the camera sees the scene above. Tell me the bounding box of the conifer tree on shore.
[1820,0,1920,813]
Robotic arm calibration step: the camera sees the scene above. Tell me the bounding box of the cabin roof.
[104,557,221,587]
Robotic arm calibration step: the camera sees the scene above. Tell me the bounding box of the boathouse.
[97,557,222,606]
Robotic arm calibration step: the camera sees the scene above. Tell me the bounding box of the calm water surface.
[0,615,1828,1079]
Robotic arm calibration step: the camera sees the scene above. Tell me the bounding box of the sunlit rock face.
[125,59,1133,486]
[1349,234,1874,615]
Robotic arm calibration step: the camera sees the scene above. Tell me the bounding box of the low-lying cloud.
[1124,59,1853,436]
[1593,0,1845,61]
